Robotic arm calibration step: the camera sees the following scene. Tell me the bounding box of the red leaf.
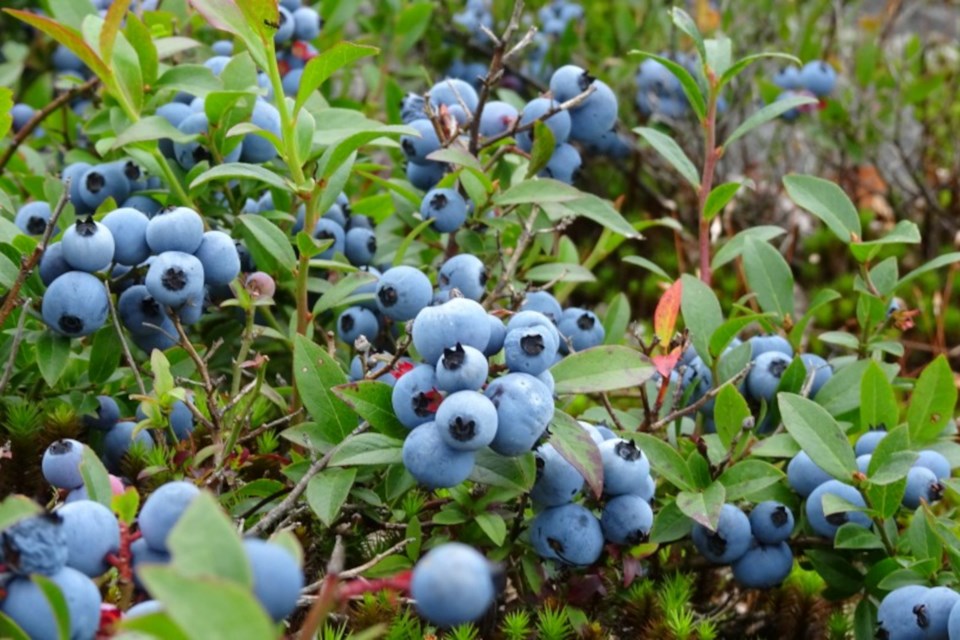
[652,348,682,379]
[654,279,683,349]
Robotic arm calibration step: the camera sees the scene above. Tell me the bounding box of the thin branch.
[478,85,597,151]
[105,280,146,396]
[302,537,415,593]
[170,311,223,433]
[649,366,752,431]
[0,298,31,394]
[238,409,303,444]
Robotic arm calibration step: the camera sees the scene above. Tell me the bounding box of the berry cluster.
[635,53,727,120]
[773,60,838,121]
[877,585,960,640]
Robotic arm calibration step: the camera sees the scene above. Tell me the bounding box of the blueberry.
[517,98,571,152]
[877,585,930,640]
[281,68,304,97]
[39,242,71,286]
[169,400,195,441]
[786,451,833,498]
[126,600,165,618]
[344,227,377,266]
[411,542,495,627]
[531,503,604,566]
[84,395,120,431]
[549,65,592,103]
[42,271,109,337]
[292,6,322,40]
[146,206,205,254]
[102,420,155,473]
[194,230,240,285]
[854,429,887,456]
[273,5,296,43]
[599,438,650,497]
[0,514,68,575]
[915,586,960,639]
[61,218,115,272]
[539,142,582,184]
[601,494,653,545]
[902,466,943,509]
[773,66,802,90]
[243,538,304,622]
[0,567,102,640]
[406,160,446,191]
[731,541,793,588]
[947,594,960,639]
[130,538,171,587]
[101,207,151,266]
[748,334,794,359]
[506,310,562,351]
[691,503,753,564]
[210,40,233,56]
[914,449,951,480]
[392,364,442,428]
[504,325,560,376]
[530,443,584,507]
[10,103,35,133]
[173,112,243,170]
[799,353,832,397]
[41,439,85,490]
[58,499,120,577]
[312,218,345,260]
[413,297,491,364]
[428,78,480,113]
[145,251,205,308]
[748,501,794,544]
[79,162,131,210]
[435,390,498,451]
[798,60,837,97]
[438,253,488,301]
[746,351,793,403]
[637,473,656,502]
[138,481,200,552]
[557,307,605,352]
[568,80,619,144]
[806,479,871,538]
[15,201,55,236]
[681,356,713,409]
[241,100,282,164]
[402,420,476,488]
[519,291,562,323]
[485,373,554,456]
[479,101,519,137]
[857,454,872,474]
[636,58,682,97]
[436,343,489,392]
[337,306,380,345]
[775,90,804,122]
[484,314,506,356]
[401,119,442,165]
[118,285,177,342]
[376,265,434,322]
[421,188,469,233]
[400,92,427,124]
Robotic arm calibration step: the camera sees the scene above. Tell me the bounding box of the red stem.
[697,80,721,286]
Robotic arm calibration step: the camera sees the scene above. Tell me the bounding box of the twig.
[600,393,627,432]
[483,204,536,309]
[478,85,597,151]
[237,409,303,444]
[649,366,751,431]
[170,312,223,434]
[105,281,146,396]
[0,181,71,328]
[246,423,370,536]
[0,298,31,394]
[302,537,415,593]
[0,77,99,175]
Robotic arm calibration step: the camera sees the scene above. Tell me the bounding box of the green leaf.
[125,13,158,86]
[816,359,899,417]
[36,332,70,387]
[680,274,723,366]
[906,509,943,562]
[332,381,408,439]
[906,355,956,444]
[235,214,297,274]
[168,492,251,586]
[548,411,603,499]
[866,477,907,520]
[705,37,732,76]
[539,193,639,239]
[4,9,111,83]
[44,0,97,32]
[712,225,786,270]
[524,262,595,283]
[32,574,71,640]
[295,41,378,114]
[726,95,818,147]
[634,127,700,189]
[329,433,403,467]
[805,550,863,598]
[783,174,862,243]
[718,52,802,89]
[898,251,960,289]
[849,220,921,262]
[835,524,884,550]
[676,482,726,530]
[860,361,899,431]
[0,612,30,640]
[469,449,536,492]
[779,393,857,481]
[187,0,269,69]
[703,182,743,221]
[623,255,672,280]
[789,288,841,345]
[650,500,691,543]
[627,51,706,120]
[88,328,121,385]
[549,345,655,394]
[475,512,507,546]
[866,424,910,478]
[669,7,706,63]
[602,292,631,345]
[526,121,556,178]
[306,468,356,528]
[100,0,131,77]
[151,349,174,397]
[0,87,13,139]
[714,385,750,449]
[155,64,223,98]
[0,495,41,531]
[138,566,276,640]
[742,237,794,319]
[190,162,289,192]
[313,270,378,314]
[629,433,694,492]
[717,459,785,501]
[79,445,113,507]
[293,335,356,443]
[867,451,917,485]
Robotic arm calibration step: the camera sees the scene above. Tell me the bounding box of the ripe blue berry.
[39,242,70,286]
[773,66,802,90]
[600,438,650,496]
[376,265,433,321]
[312,218,345,260]
[62,218,115,272]
[194,230,241,285]
[145,251,205,308]
[531,503,604,566]
[799,353,832,397]
[601,494,654,545]
[118,285,177,344]
[691,503,753,564]
[786,451,833,498]
[746,351,793,403]
[569,80,619,144]
[485,373,554,456]
[58,499,120,577]
[130,538,171,587]
[102,421,155,473]
[411,543,495,627]
[438,253,487,301]
[15,201,54,236]
[138,481,201,552]
[805,479,871,538]
[78,162,131,210]
[412,297,491,364]
[345,227,377,266]
[41,439,85,490]
[798,60,837,97]
[479,100,518,137]
[520,291,562,323]
[401,119,442,165]
[436,343,489,392]
[557,307,604,352]
[428,78,479,113]
[854,429,887,456]
[902,466,943,509]
[421,188,469,233]
[435,390,498,451]
[748,334,794,359]
[484,314,506,356]
[406,160,446,190]
[146,206,205,254]
[732,542,793,588]
[243,538,305,622]
[530,443,584,507]
[504,324,559,376]
[517,98,571,152]
[42,271,109,337]
[0,567,102,640]
[402,421,476,488]
[337,306,380,345]
[273,6,295,43]
[914,450,951,480]
[392,364,442,428]
[748,501,794,544]
[0,514,68,575]
[877,585,929,640]
[101,207,151,266]
[84,395,120,431]
[292,7,322,40]
[539,142,581,183]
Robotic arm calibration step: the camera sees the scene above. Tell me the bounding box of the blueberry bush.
[1,1,960,638]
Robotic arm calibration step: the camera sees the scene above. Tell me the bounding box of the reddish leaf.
[655,278,683,348]
[622,555,643,588]
[652,348,682,379]
[567,572,607,605]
